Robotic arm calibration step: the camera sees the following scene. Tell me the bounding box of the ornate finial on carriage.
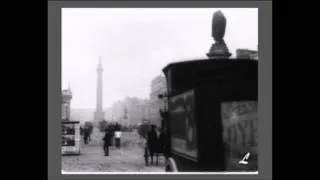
[207,10,232,59]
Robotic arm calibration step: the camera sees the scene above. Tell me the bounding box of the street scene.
[62,128,165,172]
[61,8,258,173]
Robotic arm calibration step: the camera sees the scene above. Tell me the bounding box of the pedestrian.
[109,124,115,147]
[147,125,159,165]
[144,137,149,166]
[102,128,112,156]
[115,123,121,149]
[88,125,93,142]
[83,128,89,144]
[80,126,84,136]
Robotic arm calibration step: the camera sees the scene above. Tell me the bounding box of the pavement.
[62,128,166,172]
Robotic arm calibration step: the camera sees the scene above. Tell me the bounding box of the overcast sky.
[62,8,258,109]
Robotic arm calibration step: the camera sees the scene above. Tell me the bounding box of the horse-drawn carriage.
[137,119,166,166]
[159,58,258,172]
[153,10,259,172]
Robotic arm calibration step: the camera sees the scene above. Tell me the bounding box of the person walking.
[83,128,89,144]
[147,125,159,165]
[88,125,93,142]
[109,123,115,147]
[80,126,84,136]
[114,123,121,149]
[102,128,112,156]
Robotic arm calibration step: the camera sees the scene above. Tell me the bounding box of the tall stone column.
[94,57,105,126]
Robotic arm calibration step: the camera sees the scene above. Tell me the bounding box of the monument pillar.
[94,57,105,126]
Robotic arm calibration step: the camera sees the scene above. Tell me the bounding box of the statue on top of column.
[207,10,232,58]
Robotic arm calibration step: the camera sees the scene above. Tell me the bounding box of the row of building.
[103,74,167,127]
[236,48,258,60]
[62,48,258,127]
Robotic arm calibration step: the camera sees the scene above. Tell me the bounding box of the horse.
[143,125,166,166]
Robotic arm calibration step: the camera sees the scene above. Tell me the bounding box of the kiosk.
[61,120,81,155]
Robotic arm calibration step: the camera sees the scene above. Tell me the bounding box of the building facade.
[149,75,167,127]
[236,49,258,60]
[128,97,150,126]
[141,99,151,121]
[250,51,258,60]
[61,87,72,121]
[70,108,94,125]
[110,100,126,124]
[107,97,149,126]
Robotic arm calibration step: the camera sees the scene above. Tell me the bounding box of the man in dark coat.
[147,125,159,165]
[83,128,89,144]
[109,124,115,147]
[102,128,112,156]
[87,125,93,142]
[114,123,121,149]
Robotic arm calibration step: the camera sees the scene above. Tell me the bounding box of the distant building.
[124,97,150,126]
[236,49,258,60]
[104,108,114,122]
[149,75,167,127]
[141,99,151,121]
[110,100,126,124]
[107,97,149,126]
[250,51,258,60]
[70,108,94,125]
[61,87,72,121]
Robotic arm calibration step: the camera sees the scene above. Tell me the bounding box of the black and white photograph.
[61,8,258,174]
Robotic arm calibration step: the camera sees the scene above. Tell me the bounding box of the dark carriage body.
[162,58,258,172]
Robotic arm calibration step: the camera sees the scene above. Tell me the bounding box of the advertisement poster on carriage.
[221,101,258,172]
[61,121,81,155]
[169,90,198,162]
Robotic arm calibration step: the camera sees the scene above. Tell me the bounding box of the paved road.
[62,128,165,172]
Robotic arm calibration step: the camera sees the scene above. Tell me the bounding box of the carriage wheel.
[165,157,178,172]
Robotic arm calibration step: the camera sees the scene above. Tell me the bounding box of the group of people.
[81,120,166,163]
[102,123,122,156]
[80,125,93,144]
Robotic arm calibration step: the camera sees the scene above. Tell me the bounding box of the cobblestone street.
[62,129,165,172]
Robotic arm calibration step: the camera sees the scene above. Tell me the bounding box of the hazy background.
[62,8,258,109]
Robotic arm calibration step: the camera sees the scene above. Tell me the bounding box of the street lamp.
[158,92,171,162]
[158,92,169,131]
[158,92,169,111]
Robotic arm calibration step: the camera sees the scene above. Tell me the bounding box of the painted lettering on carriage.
[237,119,247,146]
[222,101,258,147]
[229,102,257,117]
[225,118,257,146]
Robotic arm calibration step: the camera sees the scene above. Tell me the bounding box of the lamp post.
[158,92,168,110]
[158,92,171,168]
[158,92,169,131]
